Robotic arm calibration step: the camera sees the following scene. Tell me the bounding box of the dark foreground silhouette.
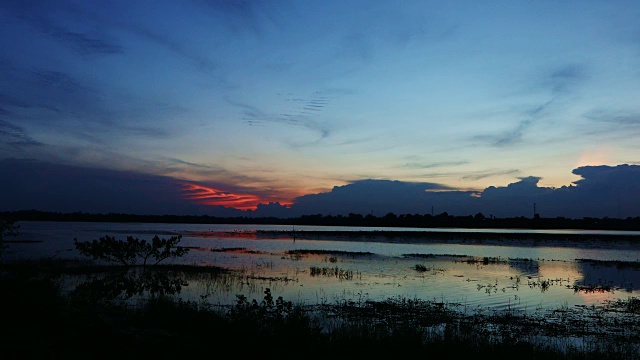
[2,258,639,360]
[3,209,640,230]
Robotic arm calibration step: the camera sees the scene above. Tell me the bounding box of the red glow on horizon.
[180,182,292,211]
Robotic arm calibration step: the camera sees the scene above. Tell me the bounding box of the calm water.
[6,221,640,313]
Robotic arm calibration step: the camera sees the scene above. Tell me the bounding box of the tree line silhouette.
[2,209,640,230]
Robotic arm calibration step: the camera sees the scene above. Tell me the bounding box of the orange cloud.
[179,182,291,211]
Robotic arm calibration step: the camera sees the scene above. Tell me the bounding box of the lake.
[6,221,640,314]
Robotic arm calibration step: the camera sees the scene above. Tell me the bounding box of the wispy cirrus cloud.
[230,91,333,142]
[132,156,301,203]
[1,1,124,56]
[0,120,44,150]
[1,57,187,146]
[51,30,124,56]
[119,23,218,73]
[193,0,284,36]
[32,69,84,93]
[400,160,469,169]
[462,168,521,181]
[584,109,640,127]
[546,64,587,94]
[577,109,640,146]
[474,64,589,147]
[415,168,521,184]
[164,157,215,169]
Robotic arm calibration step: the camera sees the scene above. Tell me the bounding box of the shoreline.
[251,229,640,249]
[256,229,640,240]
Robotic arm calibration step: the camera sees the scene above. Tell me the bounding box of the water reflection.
[575,259,640,292]
[56,251,640,315]
[9,221,640,313]
[71,267,188,302]
[507,258,539,277]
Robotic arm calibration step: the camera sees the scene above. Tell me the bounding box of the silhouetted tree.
[383,212,398,220]
[74,235,189,267]
[474,212,486,221]
[348,213,364,224]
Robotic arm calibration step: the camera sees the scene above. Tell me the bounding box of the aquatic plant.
[287,249,373,257]
[4,257,640,358]
[414,264,429,272]
[310,266,355,280]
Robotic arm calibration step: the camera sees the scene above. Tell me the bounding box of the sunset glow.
[1,1,639,218]
[180,182,291,211]
[2,2,639,354]
[576,148,614,168]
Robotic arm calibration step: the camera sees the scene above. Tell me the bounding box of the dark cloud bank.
[1,158,639,219]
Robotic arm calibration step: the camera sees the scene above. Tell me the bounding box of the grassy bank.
[2,259,639,359]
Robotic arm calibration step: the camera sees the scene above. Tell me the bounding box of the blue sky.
[1,1,639,218]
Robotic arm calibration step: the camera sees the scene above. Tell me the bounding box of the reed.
[2,258,640,359]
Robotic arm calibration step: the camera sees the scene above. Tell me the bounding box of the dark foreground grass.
[2,259,639,360]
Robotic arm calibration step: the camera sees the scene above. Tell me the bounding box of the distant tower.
[533,203,539,219]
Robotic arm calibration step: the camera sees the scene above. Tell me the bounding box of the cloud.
[179,181,285,211]
[0,92,36,110]
[571,164,640,190]
[265,165,640,219]
[0,158,243,216]
[477,166,640,218]
[7,0,229,78]
[119,23,218,73]
[152,158,264,187]
[547,64,587,95]
[1,67,94,117]
[488,100,554,147]
[194,0,285,36]
[229,93,332,142]
[0,58,187,151]
[1,2,204,154]
[287,179,454,216]
[474,64,589,147]
[52,30,124,56]
[461,169,520,181]
[115,124,173,139]
[583,109,640,136]
[0,120,44,150]
[0,158,297,214]
[2,1,124,56]
[32,69,84,93]
[400,160,469,169]
[399,164,518,184]
[163,157,215,169]
[2,159,639,219]
[483,176,545,196]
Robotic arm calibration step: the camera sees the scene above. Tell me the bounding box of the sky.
[1,1,640,219]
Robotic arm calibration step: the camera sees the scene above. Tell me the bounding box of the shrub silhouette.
[74,235,189,267]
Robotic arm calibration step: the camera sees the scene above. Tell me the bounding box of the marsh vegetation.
[2,257,640,359]
[3,221,640,359]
